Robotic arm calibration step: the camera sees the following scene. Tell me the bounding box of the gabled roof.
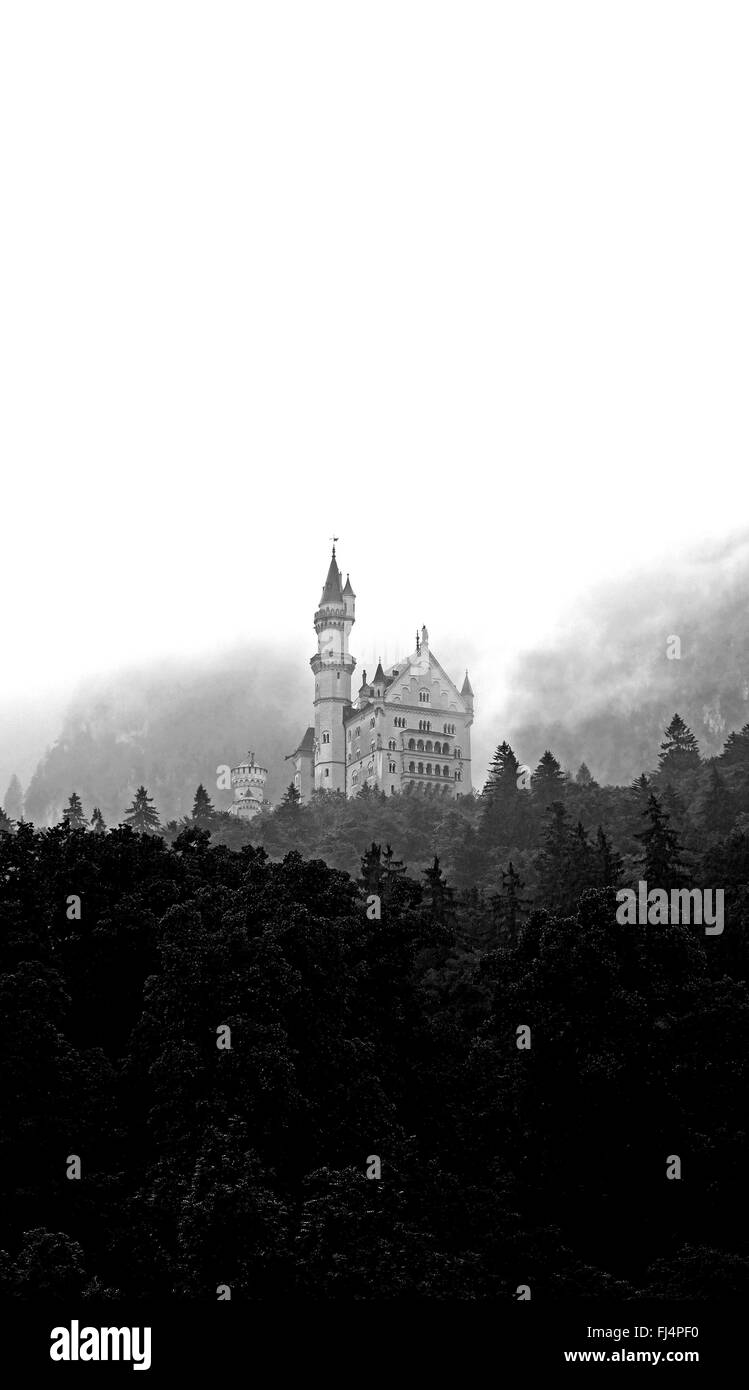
[287,726,315,759]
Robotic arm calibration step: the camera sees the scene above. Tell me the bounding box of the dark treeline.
[0,712,748,1298]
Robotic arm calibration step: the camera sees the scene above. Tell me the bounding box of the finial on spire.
[330,535,339,558]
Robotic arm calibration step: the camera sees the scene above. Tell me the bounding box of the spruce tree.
[636,793,687,887]
[492,860,529,940]
[62,792,87,829]
[697,764,733,839]
[0,806,13,834]
[658,713,701,776]
[123,786,161,834]
[280,783,301,809]
[531,751,566,809]
[575,762,598,788]
[594,825,623,887]
[191,783,216,823]
[422,855,454,921]
[90,807,107,834]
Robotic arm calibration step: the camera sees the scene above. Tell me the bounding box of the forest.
[1,712,748,1299]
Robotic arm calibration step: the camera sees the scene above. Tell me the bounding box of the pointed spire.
[319,547,343,606]
[373,657,386,686]
[461,669,474,697]
[343,573,355,597]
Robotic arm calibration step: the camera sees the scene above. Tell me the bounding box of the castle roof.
[461,670,474,697]
[373,658,387,687]
[319,549,343,606]
[343,573,355,597]
[287,726,315,759]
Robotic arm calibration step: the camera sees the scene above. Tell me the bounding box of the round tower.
[228,750,268,820]
[310,546,356,792]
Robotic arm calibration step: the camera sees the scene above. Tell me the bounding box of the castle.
[288,547,474,802]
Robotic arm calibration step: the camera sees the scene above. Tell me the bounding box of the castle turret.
[310,546,356,792]
[228,750,268,820]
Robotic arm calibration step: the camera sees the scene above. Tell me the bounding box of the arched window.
[425,740,432,752]
[426,763,432,776]
[443,765,449,777]
[418,762,424,774]
[456,747,461,758]
[409,761,415,773]
[408,738,415,750]
[389,760,396,774]
[388,738,396,750]
[370,716,375,728]
[417,739,424,752]
[322,730,330,744]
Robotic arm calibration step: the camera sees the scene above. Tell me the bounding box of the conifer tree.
[658,713,701,776]
[191,783,216,823]
[594,825,623,887]
[720,723,749,768]
[0,806,13,834]
[697,764,733,839]
[636,793,687,887]
[531,750,566,809]
[280,783,301,809]
[575,762,598,788]
[492,860,529,940]
[62,792,87,829]
[123,786,161,834]
[422,855,454,921]
[90,807,106,834]
[360,842,383,894]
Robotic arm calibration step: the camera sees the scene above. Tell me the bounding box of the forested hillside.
[1,709,748,1298]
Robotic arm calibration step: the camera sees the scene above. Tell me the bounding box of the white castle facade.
[288,547,474,803]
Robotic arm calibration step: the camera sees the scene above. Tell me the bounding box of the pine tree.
[360,842,383,894]
[720,723,749,768]
[594,825,623,887]
[422,855,454,921]
[3,773,23,821]
[531,750,566,809]
[62,792,87,829]
[480,741,521,837]
[636,793,687,887]
[0,806,13,834]
[191,783,216,824]
[697,764,733,839]
[90,807,107,834]
[280,783,301,809]
[575,762,598,788]
[535,801,576,912]
[123,786,161,834]
[492,860,529,940]
[658,713,701,776]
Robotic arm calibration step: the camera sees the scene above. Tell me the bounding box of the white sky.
[1,1,748,706]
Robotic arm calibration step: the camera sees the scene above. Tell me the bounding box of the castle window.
[425,741,432,753]
[388,739,396,750]
[353,770,358,784]
[417,739,424,752]
[408,738,415,750]
[419,690,430,703]
[456,747,461,758]
[322,730,330,744]
[389,760,396,774]
[418,762,424,774]
[325,768,330,778]
[443,765,449,777]
[409,761,415,773]
[426,763,432,775]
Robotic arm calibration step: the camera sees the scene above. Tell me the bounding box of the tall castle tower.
[288,546,474,804]
[309,546,356,792]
